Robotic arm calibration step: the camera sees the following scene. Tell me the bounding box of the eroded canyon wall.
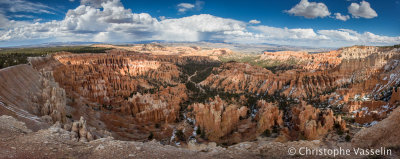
[0,64,67,131]
[2,45,398,146]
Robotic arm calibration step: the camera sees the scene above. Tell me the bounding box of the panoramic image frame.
[0,0,400,158]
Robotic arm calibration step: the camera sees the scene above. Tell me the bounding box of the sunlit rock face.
[254,100,283,134]
[261,50,342,70]
[53,54,181,105]
[352,106,400,148]
[92,44,233,57]
[289,102,346,140]
[25,49,222,141]
[189,96,248,141]
[34,70,67,124]
[0,64,67,131]
[200,62,344,100]
[202,46,400,125]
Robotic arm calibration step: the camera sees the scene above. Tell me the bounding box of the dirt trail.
[188,71,205,93]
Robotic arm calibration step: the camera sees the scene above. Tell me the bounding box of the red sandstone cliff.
[290,102,346,140]
[189,96,248,141]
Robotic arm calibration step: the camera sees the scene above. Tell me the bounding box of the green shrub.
[155,123,160,128]
[262,129,271,137]
[196,127,201,135]
[200,128,206,139]
[175,130,186,141]
[272,126,279,134]
[298,133,306,140]
[148,132,154,140]
[337,129,344,136]
[345,134,351,142]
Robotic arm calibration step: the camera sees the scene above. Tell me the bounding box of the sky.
[0,0,399,47]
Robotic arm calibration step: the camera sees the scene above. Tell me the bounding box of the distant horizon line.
[2,40,398,49]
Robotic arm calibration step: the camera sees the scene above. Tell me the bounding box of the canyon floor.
[1,44,400,158]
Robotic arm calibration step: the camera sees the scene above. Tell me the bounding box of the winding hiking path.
[188,71,205,93]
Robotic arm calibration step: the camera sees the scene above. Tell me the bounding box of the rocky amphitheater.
[1,44,400,158]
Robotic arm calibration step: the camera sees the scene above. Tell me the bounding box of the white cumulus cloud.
[158,14,247,41]
[177,1,204,13]
[334,13,350,21]
[177,3,195,13]
[249,26,400,47]
[286,0,331,19]
[0,0,246,43]
[249,20,261,24]
[318,29,360,41]
[251,26,321,40]
[159,16,166,20]
[318,29,400,45]
[348,1,378,19]
[0,0,399,48]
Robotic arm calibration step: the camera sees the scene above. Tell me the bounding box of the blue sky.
[0,0,399,47]
[123,0,400,36]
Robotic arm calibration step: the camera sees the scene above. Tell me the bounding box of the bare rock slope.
[352,107,400,148]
